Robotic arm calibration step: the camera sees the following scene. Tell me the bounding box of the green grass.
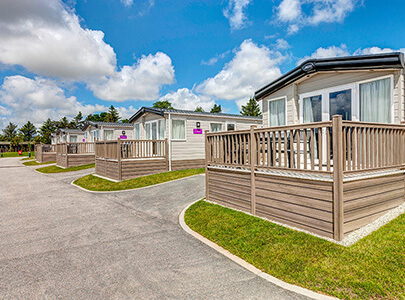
[185,200,405,300]
[73,168,205,191]
[36,163,95,173]
[21,156,35,161]
[23,160,55,166]
[0,151,33,158]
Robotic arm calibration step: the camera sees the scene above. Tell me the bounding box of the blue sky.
[0,0,404,129]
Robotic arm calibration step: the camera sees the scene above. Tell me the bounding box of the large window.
[360,77,391,123]
[330,89,352,121]
[134,123,140,139]
[172,119,186,140]
[145,120,165,140]
[70,135,77,143]
[268,98,286,126]
[303,95,322,123]
[210,123,222,132]
[104,129,114,140]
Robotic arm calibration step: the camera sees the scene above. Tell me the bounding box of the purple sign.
[120,135,127,139]
[82,139,85,142]
[193,129,203,134]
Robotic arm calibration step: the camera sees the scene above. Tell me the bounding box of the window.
[360,77,391,123]
[70,135,77,143]
[330,89,352,121]
[145,120,165,140]
[92,130,99,141]
[210,123,222,132]
[269,98,286,126]
[145,123,151,139]
[134,123,140,139]
[85,131,88,140]
[171,119,186,140]
[226,123,235,131]
[104,129,114,140]
[303,95,322,123]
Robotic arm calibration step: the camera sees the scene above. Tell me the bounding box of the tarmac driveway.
[0,157,308,299]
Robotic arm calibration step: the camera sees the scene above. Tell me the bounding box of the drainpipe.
[168,113,172,171]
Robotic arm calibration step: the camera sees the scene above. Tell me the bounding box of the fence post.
[250,125,257,215]
[205,130,210,201]
[332,115,344,241]
[104,140,107,176]
[65,143,69,168]
[165,138,169,171]
[117,138,122,181]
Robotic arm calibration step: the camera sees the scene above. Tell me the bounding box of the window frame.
[210,122,223,133]
[225,122,236,131]
[171,118,186,141]
[145,119,165,140]
[267,96,287,127]
[103,129,114,141]
[134,123,140,139]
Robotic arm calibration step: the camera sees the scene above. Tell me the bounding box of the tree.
[10,136,22,152]
[58,116,69,129]
[121,119,130,123]
[153,100,174,109]
[19,121,36,141]
[195,106,204,112]
[39,118,56,144]
[210,104,222,113]
[2,122,18,141]
[74,111,84,128]
[105,105,120,122]
[240,97,262,117]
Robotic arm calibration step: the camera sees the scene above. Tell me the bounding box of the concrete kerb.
[70,173,206,194]
[179,199,339,300]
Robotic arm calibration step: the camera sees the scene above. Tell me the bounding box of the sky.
[0,0,405,130]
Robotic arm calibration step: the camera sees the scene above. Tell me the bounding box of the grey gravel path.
[0,157,309,300]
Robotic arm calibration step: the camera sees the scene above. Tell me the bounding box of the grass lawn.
[1,151,33,158]
[36,163,95,173]
[74,168,205,191]
[21,156,35,161]
[23,160,55,166]
[185,200,405,300]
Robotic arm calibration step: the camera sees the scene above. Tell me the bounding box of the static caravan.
[83,121,134,142]
[94,107,262,181]
[51,128,86,144]
[205,52,405,241]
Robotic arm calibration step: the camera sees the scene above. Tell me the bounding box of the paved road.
[0,157,308,299]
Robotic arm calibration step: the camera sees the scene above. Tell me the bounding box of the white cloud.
[201,51,231,66]
[223,0,252,30]
[159,88,215,111]
[354,47,405,56]
[120,0,134,7]
[88,52,175,102]
[0,0,116,80]
[274,38,291,50]
[0,76,108,128]
[116,106,139,120]
[297,44,350,65]
[197,39,283,102]
[276,0,359,34]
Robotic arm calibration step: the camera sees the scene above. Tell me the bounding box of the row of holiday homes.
[36,52,405,242]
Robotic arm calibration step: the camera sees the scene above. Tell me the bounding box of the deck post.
[104,140,107,176]
[165,138,169,171]
[250,125,257,215]
[117,138,122,181]
[66,143,69,168]
[205,130,210,201]
[332,115,344,241]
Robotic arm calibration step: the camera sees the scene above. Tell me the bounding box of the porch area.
[205,115,405,241]
[56,142,95,168]
[35,144,56,163]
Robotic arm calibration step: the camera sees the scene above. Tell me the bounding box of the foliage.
[210,104,222,113]
[195,106,204,112]
[39,118,57,144]
[105,105,120,122]
[74,168,205,191]
[19,121,37,141]
[240,97,261,117]
[10,136,22,151]
[58,116,70,129]
[121,119,130,123]
[2,122,18,140]
[153,100,174,109]
[74,111,85,129]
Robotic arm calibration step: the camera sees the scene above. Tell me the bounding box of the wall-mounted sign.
[193,129,203,134]
[82,139,85,142]
[120,135,127,139]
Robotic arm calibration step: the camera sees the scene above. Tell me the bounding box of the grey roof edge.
[83,121,133,130]
[255,52,405,101]
[56,128,84,134]
[129,107,262,123]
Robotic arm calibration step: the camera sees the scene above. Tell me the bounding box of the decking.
[35,144,56,163]
[205,115,405,241]
[56,142,95,168]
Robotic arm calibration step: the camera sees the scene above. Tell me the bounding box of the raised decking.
[56,142,95,168]
[35,144,56,163]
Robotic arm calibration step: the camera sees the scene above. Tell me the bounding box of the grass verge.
[23,160,55,166]
[185,200,405,300]
[1,151,33,158]
[36,163,95,173]
[73,168,205,191]
[21,156,35,161]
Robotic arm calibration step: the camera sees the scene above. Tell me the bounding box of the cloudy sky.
[0,0,404,129]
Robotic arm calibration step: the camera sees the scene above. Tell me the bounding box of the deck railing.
[95,139,167,160]
[35,144,56,153]
[206,115,405,175]
[56,142,95,154]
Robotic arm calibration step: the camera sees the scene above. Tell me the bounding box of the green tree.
[100,112,108,121]
[195,106,204,112]
[74,111,85,129]
[240,97,262,117]
[105,105,120,122]
[19,121,37,141]
[153,100,174,109]
[121,119,130,123]
[10,135,22,151]
[2,122,18,141]
[58,116,69,129]
[39,118,56,144]
[210,104,222,113]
